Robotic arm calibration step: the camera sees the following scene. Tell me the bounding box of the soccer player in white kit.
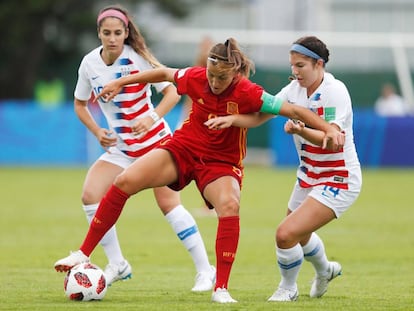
[57,5,215,291]
[203,35,361,301]
[265,35,362,302]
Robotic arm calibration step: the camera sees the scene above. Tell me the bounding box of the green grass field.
[1,166,413,311]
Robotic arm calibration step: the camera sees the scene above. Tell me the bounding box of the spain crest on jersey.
[227,101,239,114]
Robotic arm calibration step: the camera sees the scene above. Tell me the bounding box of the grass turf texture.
[0,166,413,310]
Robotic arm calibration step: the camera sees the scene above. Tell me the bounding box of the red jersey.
[172,67,264,167]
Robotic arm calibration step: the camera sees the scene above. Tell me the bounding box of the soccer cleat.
[191,266,216,292]
[267,287,299,302]
[211,287,238,303]
[104,260,132,286]
[54,250,89,272]
[310,261,342,298]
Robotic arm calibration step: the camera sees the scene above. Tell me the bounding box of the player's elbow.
[163,85,181,104]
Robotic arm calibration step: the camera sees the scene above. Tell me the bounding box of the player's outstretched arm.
[260,92,344,150]
[204,112,273,130]
[96,67,178,102]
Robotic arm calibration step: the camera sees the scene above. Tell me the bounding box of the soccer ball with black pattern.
[64,263,107,301]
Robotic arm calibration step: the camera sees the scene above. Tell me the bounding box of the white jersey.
[276,72,361,192]
[74,45,172,158]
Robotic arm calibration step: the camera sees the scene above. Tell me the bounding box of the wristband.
[260,92,283,115]
[149,111,160,123]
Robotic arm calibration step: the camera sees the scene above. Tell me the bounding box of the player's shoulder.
[323,72,349,93]
[237,77,262,90]
[121,45,140,60]
[280,78,301,95]
[324,72,345,87]
[115,45,153,71]
[82,46,102,61]
[77,47,102,71]
[176,66,205,81]
[186,66,206,77]
[232,77,263,101]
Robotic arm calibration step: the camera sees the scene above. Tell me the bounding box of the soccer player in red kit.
[54,38,344,303]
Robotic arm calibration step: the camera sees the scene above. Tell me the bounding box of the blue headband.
[290,44,324,62]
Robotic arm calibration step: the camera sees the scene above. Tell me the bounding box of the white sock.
[83,203,125,265]
[302,232,329,276]
[165,205,211,273]
[276,244,303,291]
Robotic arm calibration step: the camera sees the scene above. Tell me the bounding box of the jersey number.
[322,185,340,198]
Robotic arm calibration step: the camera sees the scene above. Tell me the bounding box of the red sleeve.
[174,67,206,96]
[174,67,191,95]
[249,84,265,112]
[237,78,264,113]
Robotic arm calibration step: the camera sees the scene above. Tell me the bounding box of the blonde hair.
[208,38,254,77]
[97,5,163,68]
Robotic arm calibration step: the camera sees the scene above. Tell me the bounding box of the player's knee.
[113,172,144,195]
[113,173,129,190]
[276,225,296,248]
[217,196,239,217]
[81,188,98,205]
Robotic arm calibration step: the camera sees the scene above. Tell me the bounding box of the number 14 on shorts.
[321,185,340,198]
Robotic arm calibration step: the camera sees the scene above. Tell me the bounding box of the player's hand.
[96,129,117,152]
[284,119,305,134]
[322,128,345,151]
[204,115,235,130]
[131,116,153,137]
[95,80,122,102]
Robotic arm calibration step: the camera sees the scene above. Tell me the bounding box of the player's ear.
[316,58,324,68]
[124,28,129,40]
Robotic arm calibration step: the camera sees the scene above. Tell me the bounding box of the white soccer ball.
[64,262,107,301]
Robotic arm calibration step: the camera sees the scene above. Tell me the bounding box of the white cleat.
[310,261,342,298]
[268,287,298,302]
[211,287,238,303]
[191,266,216,292]
[54,250,89,272]
[104,260,132,286]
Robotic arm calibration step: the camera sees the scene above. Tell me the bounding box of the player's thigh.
[286,196,336,235]
[82,159,125,203]
[115,149,178,194]
[203,176,241,217]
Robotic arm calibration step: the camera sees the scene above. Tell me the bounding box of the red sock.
[214,216,240,290]
[80,185,130,256]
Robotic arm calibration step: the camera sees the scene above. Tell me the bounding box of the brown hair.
[293,36,330,65]
[97,5,163,68]
[208,38,255,77]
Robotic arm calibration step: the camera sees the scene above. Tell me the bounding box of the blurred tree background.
[0,0,198,100]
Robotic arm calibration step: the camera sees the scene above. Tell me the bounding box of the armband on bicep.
[260,92,283,115]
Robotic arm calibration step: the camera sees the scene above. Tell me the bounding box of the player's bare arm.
[285,119,344,150]
[204,112,272,130]
[96,68,178,102]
